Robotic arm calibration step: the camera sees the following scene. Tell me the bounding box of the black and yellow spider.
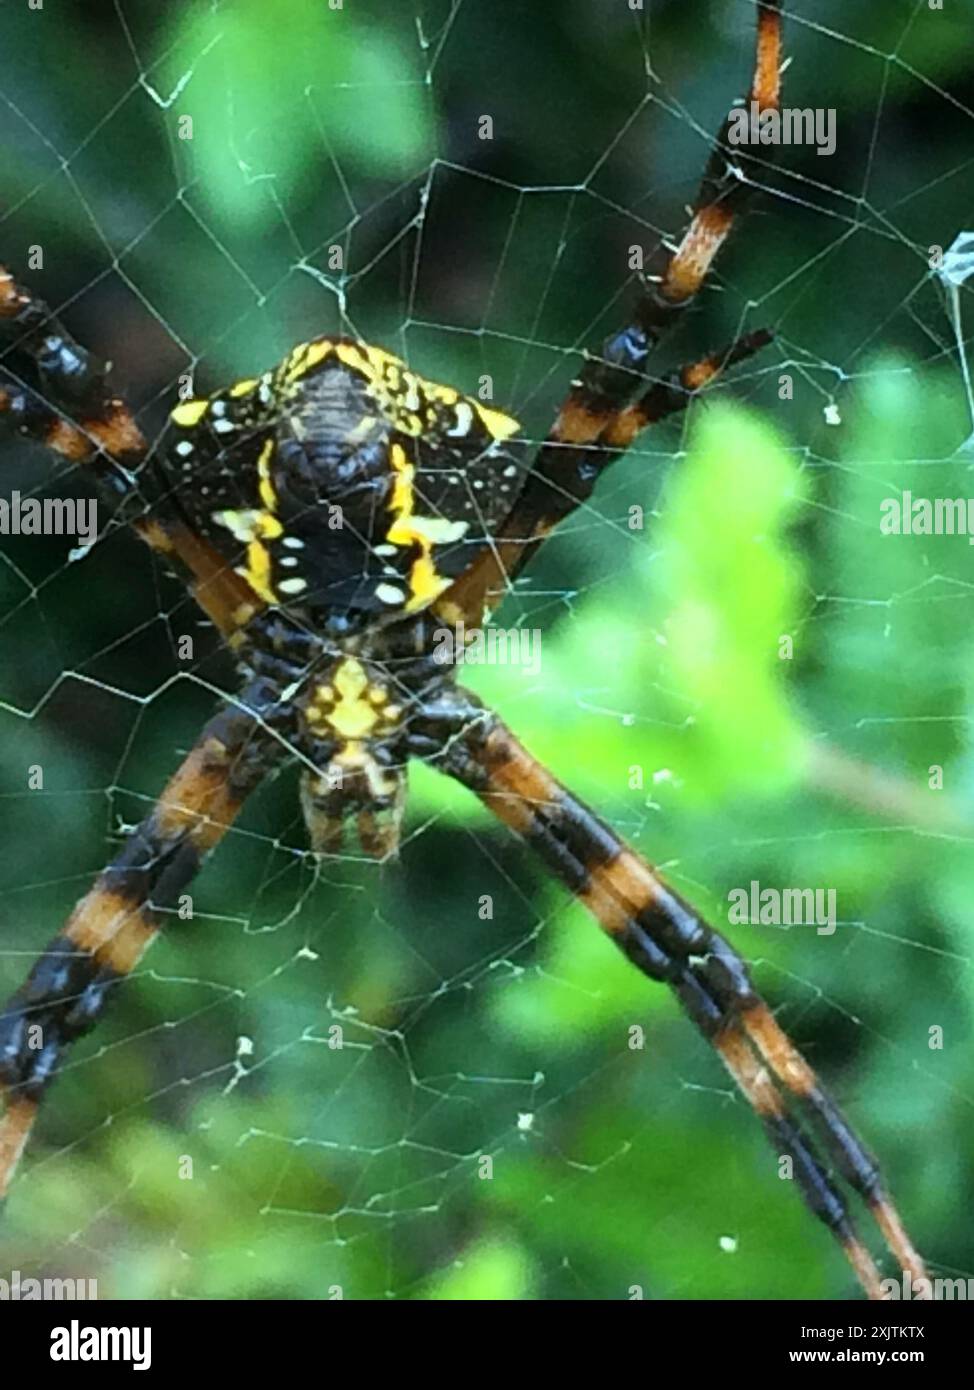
[0,2,926,1299]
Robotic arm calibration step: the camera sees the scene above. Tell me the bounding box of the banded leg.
[0,265,145,492]
[433,699,926,1299]
[442,2,784,624]
[0,266,262,638]
[600,328,774,448]
[0,683,284,1199]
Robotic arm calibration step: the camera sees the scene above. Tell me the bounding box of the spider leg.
[0,267,144,490]
[425,695,925,1299]
[447,329,774,599]
[601,328,774,446]
[0,265,265,639]
[550,0,782,436]
[738,1000,927,1290]
[441,2,783,623]
[0,680,285,1200]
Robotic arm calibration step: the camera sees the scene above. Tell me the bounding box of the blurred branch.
[805,740,972,835]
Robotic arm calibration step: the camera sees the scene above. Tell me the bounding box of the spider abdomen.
[160,337,525,627]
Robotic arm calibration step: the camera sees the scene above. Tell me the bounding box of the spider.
[0,1,927,1299]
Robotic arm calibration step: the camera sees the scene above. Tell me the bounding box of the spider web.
[1,0,973,1301]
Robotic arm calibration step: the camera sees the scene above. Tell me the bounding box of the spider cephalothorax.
[0,1,931,1300]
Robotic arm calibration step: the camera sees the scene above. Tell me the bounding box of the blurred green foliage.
[1,0,973,1301]
[165,0,435,227]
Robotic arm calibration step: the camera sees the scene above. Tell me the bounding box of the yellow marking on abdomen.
[213,507,282,544]
[474,402,520,441]
[385,442,469,612]
[241,541,277,605]
[171,399,209,428]
[256,437,278,513]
